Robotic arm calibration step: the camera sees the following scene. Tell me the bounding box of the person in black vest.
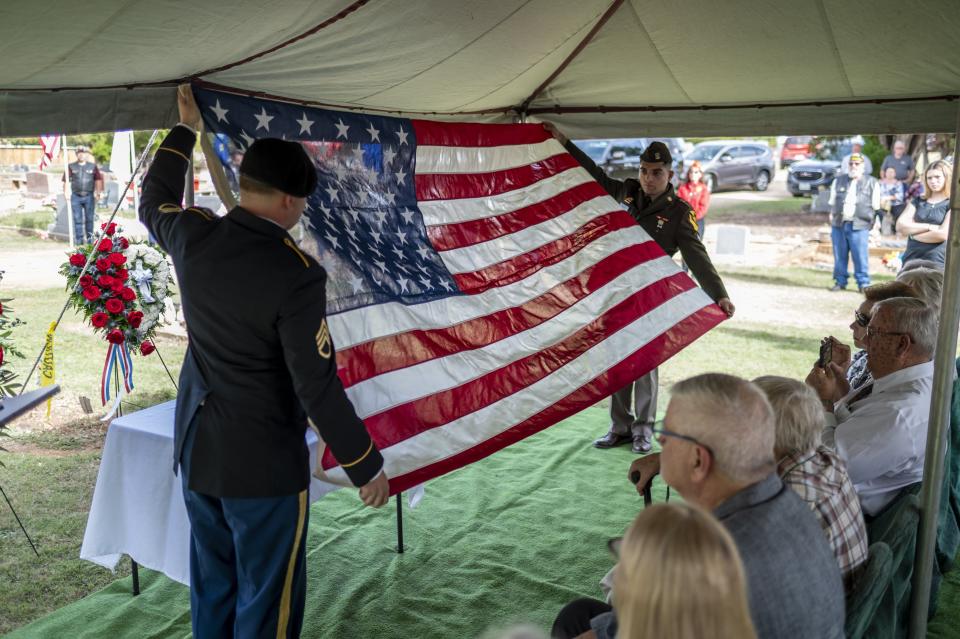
[139,86,389,639]
[64,146,103,243]
[827,153,881,292]
[544,123,734,454]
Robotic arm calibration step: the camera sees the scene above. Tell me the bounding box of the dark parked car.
[786,140,853,197]
[686,141,775,192]
[573,138,685,183]
[780,135,813,168]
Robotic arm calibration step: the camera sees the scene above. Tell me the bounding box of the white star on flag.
[254,107,274,131]
[395,230,408,245]
[210,100,229,123]
[349,276,364,294]
[325,185,339,202]
[392,246,406,261]
[370,230,382,244]
[366,123,381,142]
[335,119,350,139]
[395,168,407,185]
[416,246,431,261]
[383,147,397,166]
[397,276,410,293]
[352,145,365,161]
[383,192,396,205]
[374,210,388,226]
[400,208,416,225]
[239,129,255,149]
[296,113,315,134]
[395,127,409,146]
[323,231,340,250]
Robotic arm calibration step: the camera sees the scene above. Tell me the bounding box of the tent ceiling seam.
[194,0,372,78]
[624,0,692,103]
[452,6,619,113]
[353,0,535,103]
[815,0,855,97]
[525,94,959,115]
[517,0,625,114]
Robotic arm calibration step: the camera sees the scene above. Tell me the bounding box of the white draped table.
[79,400,339,586]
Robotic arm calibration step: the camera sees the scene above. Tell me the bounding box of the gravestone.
[713,225,750,256]
[105,181,121,208]
[48,194,71,241]
[811,189,832,214]
[26,171,55,195]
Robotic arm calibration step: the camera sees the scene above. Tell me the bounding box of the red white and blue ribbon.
[100,342,134,420]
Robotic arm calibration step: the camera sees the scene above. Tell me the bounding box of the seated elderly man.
[806,297,936,516]
[753,376,868,589]
[552,374,844,639]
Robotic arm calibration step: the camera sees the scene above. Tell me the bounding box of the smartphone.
[818,338,833,369]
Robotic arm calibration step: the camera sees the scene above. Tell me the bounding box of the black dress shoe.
[594,431,632,449]
[829,284,846,292]
[632,435,652,454]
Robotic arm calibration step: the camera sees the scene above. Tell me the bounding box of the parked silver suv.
[686,140,776,192]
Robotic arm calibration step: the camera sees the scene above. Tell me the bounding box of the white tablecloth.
[79,400,339,586]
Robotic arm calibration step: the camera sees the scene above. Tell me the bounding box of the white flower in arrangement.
[124,243,174,337]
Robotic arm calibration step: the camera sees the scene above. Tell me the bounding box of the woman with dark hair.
[677,160,710,238]
[896,159,952,268]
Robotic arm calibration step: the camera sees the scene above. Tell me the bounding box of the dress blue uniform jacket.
[139,125,383,498]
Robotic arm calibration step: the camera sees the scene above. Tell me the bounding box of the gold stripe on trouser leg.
[276,490,308,639]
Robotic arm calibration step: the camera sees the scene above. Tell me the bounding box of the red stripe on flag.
[452,212,636,295]
[415,153,579,201]
[324,272,706,469]
[383,305,726,494]
[411,120,552,147]
[337,241,666,387]
[426,181,609,251]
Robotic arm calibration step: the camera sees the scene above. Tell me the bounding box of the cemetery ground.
[0,181,896,634]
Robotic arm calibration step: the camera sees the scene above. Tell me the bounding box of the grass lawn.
[0,220,942,634]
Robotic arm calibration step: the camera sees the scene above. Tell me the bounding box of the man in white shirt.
[806,297,936,516]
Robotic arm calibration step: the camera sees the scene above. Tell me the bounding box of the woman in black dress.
[896,160,952,268]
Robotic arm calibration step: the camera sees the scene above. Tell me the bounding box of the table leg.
[131,559,140,596]
[395,493,404,554]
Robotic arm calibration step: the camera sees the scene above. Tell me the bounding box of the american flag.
[194,86,726,494]
[38,134,61,170]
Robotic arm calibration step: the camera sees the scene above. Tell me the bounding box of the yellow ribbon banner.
[39,321,56,418]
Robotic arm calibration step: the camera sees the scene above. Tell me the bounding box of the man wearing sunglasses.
[555,373,844,639]
[806,296,936,516]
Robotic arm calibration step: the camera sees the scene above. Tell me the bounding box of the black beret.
[240,138,318,197]
[640,141,672,165]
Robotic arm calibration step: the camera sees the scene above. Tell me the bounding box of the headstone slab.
[48,194,70,241]
[713,225,750,256]
[26,171,55,195]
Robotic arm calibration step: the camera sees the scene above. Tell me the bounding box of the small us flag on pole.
[195,85,726,493]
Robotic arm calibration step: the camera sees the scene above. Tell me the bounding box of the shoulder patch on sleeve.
[315,319,332,359]
[283,237,312,268]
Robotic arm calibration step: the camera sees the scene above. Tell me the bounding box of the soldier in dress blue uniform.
[544,124,735,454]
[139,86,389,639]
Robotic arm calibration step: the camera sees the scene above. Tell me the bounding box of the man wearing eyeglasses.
[554,373,844,639]
[806,296,935,516]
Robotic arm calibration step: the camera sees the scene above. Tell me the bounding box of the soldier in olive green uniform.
[545,125,735,453]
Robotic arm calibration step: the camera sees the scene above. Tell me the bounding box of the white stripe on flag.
[415,139,567,174]
[326,287,713,483]
[345,254,682,417]
[437,195,618,274]
[328,225,653,348]
[417,167,595,225]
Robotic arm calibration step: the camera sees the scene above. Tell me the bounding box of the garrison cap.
[240,138,318,197]
[640,141,672,165]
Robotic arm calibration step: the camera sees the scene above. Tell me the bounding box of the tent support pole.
[908,103,960,638]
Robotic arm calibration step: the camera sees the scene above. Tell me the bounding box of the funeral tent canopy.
[1,0,960,138]
[3,2,960,636]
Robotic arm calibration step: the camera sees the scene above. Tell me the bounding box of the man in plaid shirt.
[754,376,869,590]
